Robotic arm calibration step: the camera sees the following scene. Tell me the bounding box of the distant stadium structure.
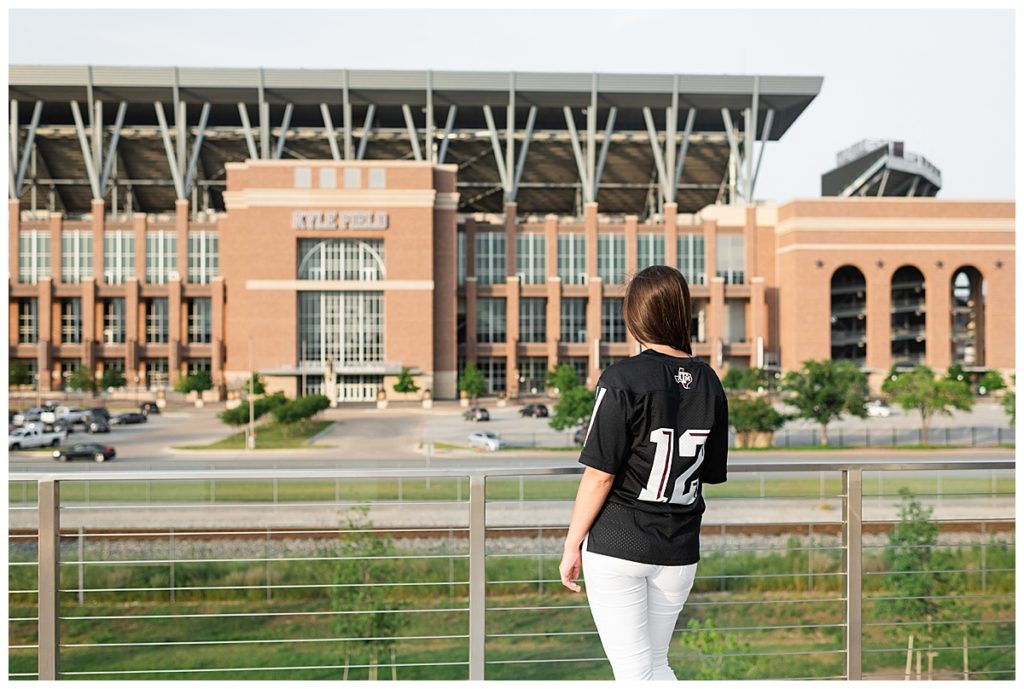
[821,139,942,198]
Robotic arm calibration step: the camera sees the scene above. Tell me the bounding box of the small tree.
[457,362,487,403]
[218,391,287,426]
[729,397,787,446]
[548,385,596,433]
[1000,374,1015,426]
[9,361,32,387]
[241,373,266,396]
[272,394,331,425]
[977,370,1006,396]
[392,368,419,394]
[780,359,869,446]
[881,364,908,397]
[887,364,974,444]
[99,367,127,390]
[173,370,213,394]
[722,367,771,394]
[945,363,967,384]
[66,366,98,395]
[678,617,747,680]
[546,363,580,395]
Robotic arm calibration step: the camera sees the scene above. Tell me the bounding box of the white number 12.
[637,428,711,505]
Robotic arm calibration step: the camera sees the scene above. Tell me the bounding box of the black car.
[140,402,161,416]
[462,407,490,422]
[519,403,549,418]
[53,443,116,463]
[86,417,111,434]
[573,428,585,445]
[111,412,147,425]
[88,407,111,421]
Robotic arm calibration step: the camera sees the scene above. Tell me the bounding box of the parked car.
[53,443,116,463]
[55,406,91,425]
[9,426,67,450]
[86,417,111,434]
[865,400,892,418]
[111,412,147,425]
[468,431,506,452]
[574,428,586,445]
[463,407,490,422]
[12,407,46,427]
[140,402,161,416]
[88,407,111,421]
[519,403,549,418]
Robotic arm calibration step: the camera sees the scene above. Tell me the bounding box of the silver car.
[468,431,507,452]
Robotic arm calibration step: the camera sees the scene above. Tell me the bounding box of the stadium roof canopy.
[9,65,823,217]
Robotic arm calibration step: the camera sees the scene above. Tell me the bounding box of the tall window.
[597,234,626,284]
[716,234,745,285]
[677,234,706,286]
[145,231,178,284]
[519,298,547,343]
[18,230,51,283]
[475,232,506,285]
[637,234,665,270]
[144,360,169,390]
[457,232,466,286]
[187,358,212,376]
[104,231,136,284]
[103,299,126,344]
[18,299,37,344]
[297,239,385,281]
[477,358,507,394]
[61,230,93,283]
[601,298,626,342]
[516,233,546,284]
[298,291,385,366]
[560,298,588,343]
[188,298,212,344]
[61,299,82,344]
[187,231,219,284]
[518,358,548,394]
[557,234,587,285]
[145,298,169,344]
[476,298,507,343]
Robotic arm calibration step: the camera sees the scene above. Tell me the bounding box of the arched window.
[891,265,926,365]
[830,265,867,366]
[951,266,985,366]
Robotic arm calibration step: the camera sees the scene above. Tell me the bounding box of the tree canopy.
[780,359,869,445]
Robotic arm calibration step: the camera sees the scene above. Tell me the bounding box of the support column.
[744,206,758,283]
[91,199,105,280]
[624,215,639,353]
[464,218,478,364]
[983,261,1015,370]
[9,199,19,280]
[703,219,717,287]
[211,276,225,388]
[584,203,601,386]
[125,278,140,384]
[709,276,725,372]
[81,277,96,370]
[49,212,62,286]
[924,265,951,371]
[545,214,560,372]
[168,278,182,385]
[37,277,53,391]
[506,275,520,399]
[750,276,766,368]
[865,269,892,378]
[663,202,678,268]
[175,199,189,280]
[133,212,147,284]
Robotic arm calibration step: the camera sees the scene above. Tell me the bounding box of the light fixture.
[936,260,944,268]
[876,260,884,269]
[996,260,1004,269]
[815,260,824,268]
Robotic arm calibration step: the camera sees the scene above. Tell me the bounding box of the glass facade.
[103,298,126,344]
[297,239,385,280]
[475,232,506,285]
[18,230,51,283]
[636,234,665,271]
[60,299,82,344]
[716,234,745,285]
[477,358,507,394]
[560,298,588,343]
[188,298,213,344]
[518,298,547,343]
[677,234,706,286]
[104,231,136,284]
[61,230,93,283]
[601,298,627,343]
[145,359,169,390]
[457,232,466,286]
[297,291,384,366]
[187,231,219,284]
[518,357,548,394]
[476,298,507,343]
[557,234,587,285]
[597,234,626,284]
[145,231,178,284]
[18,299,37,344]
[516,233,546,284]
[145,298,169,344]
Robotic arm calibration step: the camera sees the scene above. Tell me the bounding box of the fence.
[7,459,1015,680]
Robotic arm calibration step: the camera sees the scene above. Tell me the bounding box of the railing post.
[842,468,863,680]
[38,478,60,680]
[468,474,486,680]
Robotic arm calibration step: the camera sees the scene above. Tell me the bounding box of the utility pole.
[248,336,255,450]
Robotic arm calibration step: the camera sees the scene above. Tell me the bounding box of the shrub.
[173,371,213,394]
[272,394,330,425]
[392,367,419,394]
[99,367,127,390]
[218,391,288,426]
[729,397,787,433]
[9,360,32,387]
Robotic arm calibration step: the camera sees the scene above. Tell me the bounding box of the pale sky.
[8,8,1016,202]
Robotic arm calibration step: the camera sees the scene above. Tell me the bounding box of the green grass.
[174,419,333,450]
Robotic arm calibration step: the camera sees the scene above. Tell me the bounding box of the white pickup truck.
[8,427,67,451]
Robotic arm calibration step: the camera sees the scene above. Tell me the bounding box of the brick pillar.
[168,278,183,385]
[91,199,105,280]
[545,214,560,373]
[125,278,140,384]
[505,203,517,278]
[211,276,225,387]
[865,268,892,376]
[38,277,53,391]
[984,260,1015,370]
[744,206,757,284]
[49,213,62,286]
[624,215,639,352]
[506,276,520,399]
[924,264,951,371]
[703,219,717,287]
[750,276,766,368]
[664,202,678,268]
[175,199,189,281]
[709,276,725,372]
[584,203,600,386]
[8,300,18,350]
[464,218,477,364]
[133,213,147,282]
[9,200,19,281]
[81,277,96,370]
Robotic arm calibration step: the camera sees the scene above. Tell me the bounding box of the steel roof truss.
[69,100,101,200]
[273,103,294,160]
[482,105,510,196]
[184,102,211,195]
[319,103,341,161]
[356,104,376,161]
[237,103,259,161]
[153,101,185,200]
[14,100,43,198]
[401,104,423,161]
[437,105,457,165]
[593,107,617,201]
[563,106,591,203]
[98,101,127,196]
[511,106,537,203]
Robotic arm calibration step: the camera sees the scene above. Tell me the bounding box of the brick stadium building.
[6,66,1015,401]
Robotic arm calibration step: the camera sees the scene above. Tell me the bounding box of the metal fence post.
[77,526,85,605]
[38,478,60,680]
[468,474,486,681]
[169,528,176,603]
[842,468,863,680]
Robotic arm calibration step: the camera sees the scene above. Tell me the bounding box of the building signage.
[293,211,389,230]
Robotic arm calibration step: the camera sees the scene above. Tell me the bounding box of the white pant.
[582,535,698,681]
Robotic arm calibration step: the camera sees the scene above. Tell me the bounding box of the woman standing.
[559,265,730,681]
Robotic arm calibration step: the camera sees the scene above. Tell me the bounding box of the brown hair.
[623,265,693,354]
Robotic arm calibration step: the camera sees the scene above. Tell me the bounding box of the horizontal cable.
[486,543,848,558]
[13,526,470,539]
[63,632,470,649]
[864,643,1013,654]
[58,552,469,567]
[62,606,469,622]
[870,491,1016,498]
[868,669,1014,678]
[59,499,468,510]
[865,592,1013,602]
[8,644,39,650]
[863,618,1013,629]
[487,621,846,640]
[861,541,1015,551]
[59,659,471,676]
[865,517,1015,524]
[864,567,1014,576]
[60,580,469,594]
[8,617,38,622]
[490,571,845,585]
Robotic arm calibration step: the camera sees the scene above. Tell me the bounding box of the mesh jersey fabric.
[578,349,729,566]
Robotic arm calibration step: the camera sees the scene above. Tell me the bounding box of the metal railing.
[8,458,1014,681]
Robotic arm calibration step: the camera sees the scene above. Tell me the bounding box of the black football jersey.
[578,349,729,565]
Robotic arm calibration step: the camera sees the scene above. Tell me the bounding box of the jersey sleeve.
[578,383,632,475]
[702,390,730,484]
